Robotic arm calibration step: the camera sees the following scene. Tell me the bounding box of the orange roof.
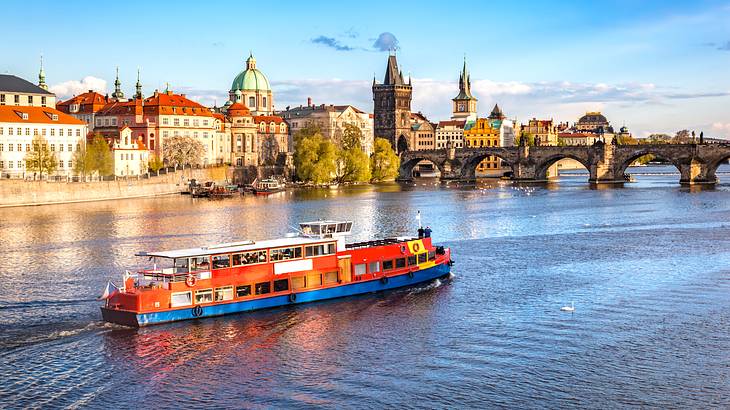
[143,91,212,117]
[438,120,466,127]
[212,113,226,121]
[58,91,107,107]
[558,132,595,138]
[0,105,85,125]
[97,100,142,116]
[253,115,285,124]
[226,102,251,117]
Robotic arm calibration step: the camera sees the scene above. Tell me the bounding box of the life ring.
[413,243,420,252]
[192,305,203,317]
[185,274,196,287]
[407,271,414,279]
[289,293,297,303]
[380,276,389,285]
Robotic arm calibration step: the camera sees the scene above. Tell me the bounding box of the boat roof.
[137,236,327,259]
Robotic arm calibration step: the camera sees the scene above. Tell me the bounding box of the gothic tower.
[372,54,412,153]
[451,57,477,120]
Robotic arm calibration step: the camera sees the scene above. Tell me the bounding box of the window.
[173,118,180,126]
[8,144,12,152]
[369,261,380,273]
[189,256,210,271]
[236,285,251,298]
[291,276,306,290]
[249,96,255,107]
[212,254,230,269]
[7,128,11,135]
[273,279,289,292]
[41,96,46,106]
[50,144,55,151]
[262,97,267,107]
[76,129,80,137]
[215,286,233,301]
[195,289,213,304]
[255,281,271,295]
[183,119,189,127]
[418,253,427,264]
[163,118,169,125]
[68,160,72,168]
[232,250,266,266]
[59,128,63,136]
[28,95,33,105]
[408,256,417,266]
[428,251,436,261]
[305,243,336,257]
[58,161,63,168]
[270,246,302,261]
[383,260,394,270]
[324,271,338,284]
[59,143,63,152]
[171,291,192,307]
[307,273,322,287]
[354,263,367,275]
[14,95,19,104]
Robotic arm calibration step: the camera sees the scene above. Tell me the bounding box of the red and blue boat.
[100,221,453,327]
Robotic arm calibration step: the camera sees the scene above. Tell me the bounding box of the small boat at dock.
[100,221,453,327]
[252,178,285,195]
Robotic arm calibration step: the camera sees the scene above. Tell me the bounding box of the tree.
[514,132,535,146]
[615,134,638,145]
[86,135,114,176]
[148,153,164,173]
[672,129,691,144]
[293,131,337,184]
[370,137,400,182]
[644,133,671,144]
[25,135,57,179]
[336,124,371,183]
[162,135,205,168]
[72,141,92,177]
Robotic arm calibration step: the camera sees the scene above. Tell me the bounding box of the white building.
[435,120,467,149]
[0,72,56,109]
[112,126,149,176]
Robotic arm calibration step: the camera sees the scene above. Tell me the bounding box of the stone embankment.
[0,167,232,207]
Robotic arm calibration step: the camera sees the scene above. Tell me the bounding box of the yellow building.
[463,117,502,175]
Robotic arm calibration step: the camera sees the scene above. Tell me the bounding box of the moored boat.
[252,178,285,195]
[100,221,453,327]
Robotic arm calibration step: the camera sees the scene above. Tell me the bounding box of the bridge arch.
[460,151,515,180]
[399,155,445,180]
[534,154,592,180]
[704,154,730,183]
[615,148,686,182]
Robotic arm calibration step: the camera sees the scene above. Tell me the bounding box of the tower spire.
[134,67,142,99]
[112,67,124,99]
[38,55,48,90]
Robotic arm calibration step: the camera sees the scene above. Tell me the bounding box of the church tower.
[372,54,413,153]
[38,55,48,91]
[451,58,477,120]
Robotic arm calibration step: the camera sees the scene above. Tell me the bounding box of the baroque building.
[226,53,273,116]
[372,54,412,153]
[463,104,516,177]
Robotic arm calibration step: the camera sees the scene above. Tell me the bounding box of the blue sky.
[2,0,729,137]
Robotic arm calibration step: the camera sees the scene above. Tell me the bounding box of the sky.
[2,0,729,138]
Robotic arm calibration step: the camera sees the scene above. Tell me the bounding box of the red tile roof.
[253,115,285,124]
[143,91,212,117]
[0,105,85,125]
[438,120,466,127]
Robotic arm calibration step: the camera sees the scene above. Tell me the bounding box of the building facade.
[522,118,558,146]
[372,54,412,153]
[226,53,274,116]
[462,104,516,177]
[410,112,436,150]
[112,126,149,176]
[435,120,466,149]
[0,73,56,109]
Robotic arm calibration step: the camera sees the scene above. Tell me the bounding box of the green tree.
[148,153,164,173]
[86,135,114,176]
[370,137,400,182]
[25,135,57,179]
[514,132,535,146]
[293,131,337,184]
[336,124,371,183]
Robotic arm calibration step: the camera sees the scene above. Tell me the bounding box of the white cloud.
[49,76,107,99]
[712,122,730,137]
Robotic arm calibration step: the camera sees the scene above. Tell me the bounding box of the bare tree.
[162,135,205,168]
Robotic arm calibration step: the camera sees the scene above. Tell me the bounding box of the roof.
[437,120,466,128]
[139,236,325,259]
[558,132,596,138]
[0,74,54,95]
[279,104,367,118]
[96,100,141,116]
[226,102,251,117]
[143,91,212,116]
[0,105,85,125]
[230,54,270,92]
[253,115,285,124]
[382,55,407,86]
[57,91,108,114]
[578,112,608,124]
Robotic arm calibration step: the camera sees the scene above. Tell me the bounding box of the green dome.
[230,54,270,92]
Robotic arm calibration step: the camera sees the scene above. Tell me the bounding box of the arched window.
[249,96,255,107]
[262,97,267,108]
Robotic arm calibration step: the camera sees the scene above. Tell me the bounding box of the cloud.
[372,32,399,52]
[174,86,228,107]
[712,122,730,136]
[717,41,730,51]
[311,36,355,51]
[50,76,107,99]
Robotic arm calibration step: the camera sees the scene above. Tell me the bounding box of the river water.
[1,165,730,408]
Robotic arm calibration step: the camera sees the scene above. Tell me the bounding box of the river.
[1,165,730,408]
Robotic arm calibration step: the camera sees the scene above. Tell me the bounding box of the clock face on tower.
[458,103,465,111]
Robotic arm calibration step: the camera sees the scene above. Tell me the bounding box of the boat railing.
[345,237,415,250]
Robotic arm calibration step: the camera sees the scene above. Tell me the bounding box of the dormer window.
[52,114,58,121]
[19,112,29,120]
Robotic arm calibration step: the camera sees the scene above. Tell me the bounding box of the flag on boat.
[99,281,119,300]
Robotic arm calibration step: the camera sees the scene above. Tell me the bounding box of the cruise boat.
[252,178,285,195]
[100,221,453,327]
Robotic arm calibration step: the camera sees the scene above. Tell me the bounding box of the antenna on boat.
[417,210,422,229]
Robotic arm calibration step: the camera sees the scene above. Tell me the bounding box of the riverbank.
[0,167,232,208]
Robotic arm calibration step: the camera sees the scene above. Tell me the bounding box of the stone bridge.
[398,143,730,184]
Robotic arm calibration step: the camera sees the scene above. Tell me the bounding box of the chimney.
[307,97,312,107]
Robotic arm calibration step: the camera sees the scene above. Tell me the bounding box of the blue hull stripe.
[126,263,450,326]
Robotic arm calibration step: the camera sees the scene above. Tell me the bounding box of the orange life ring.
[185,274,196,287]
[413,243,420,252]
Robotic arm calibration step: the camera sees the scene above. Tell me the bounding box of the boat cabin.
[299,220,352,239]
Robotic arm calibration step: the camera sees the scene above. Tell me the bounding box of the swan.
[560,301,575,312]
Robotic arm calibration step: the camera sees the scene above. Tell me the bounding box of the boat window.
[428,251,436,261]
[301,225,313,235]
[195,289,213,304]
[383,260,394,270]
[337,223,347,232]
[291,276,306,290]
[171,291,192,307]
[354,263,367,275]
[305,243,336,257]
[395,258,406,268]
[236,285,251,298]
[346,222,352,231]
[232,250,267,266]
[307,273,322,287]
[174,258,188,271]
[324,271,338,284]
[325,224,337,234]
[270,246,302,262]
[273,279,289,292]
[369,261,380,273]
[255,281,271,295]
[215,286,233,301]
[189,256,210,272]
[408,256,417,266]
[212,254,231,269]
[418,253,427,264]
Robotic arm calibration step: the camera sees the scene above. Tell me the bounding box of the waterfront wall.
[0,167,233,207]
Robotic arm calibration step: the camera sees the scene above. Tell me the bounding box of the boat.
[100,220,453,327]
[252,178,285,195]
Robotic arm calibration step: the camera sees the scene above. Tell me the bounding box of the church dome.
[578,112,608,125]
[230,54,271,92]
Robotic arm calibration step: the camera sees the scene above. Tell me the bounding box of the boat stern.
[100,306,140,327]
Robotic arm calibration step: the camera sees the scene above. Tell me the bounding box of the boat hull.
[101,262,451,327]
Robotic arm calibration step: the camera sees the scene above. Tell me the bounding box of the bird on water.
[561,301,575,312]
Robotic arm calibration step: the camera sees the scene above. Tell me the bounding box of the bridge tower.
[373,54,412,153]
